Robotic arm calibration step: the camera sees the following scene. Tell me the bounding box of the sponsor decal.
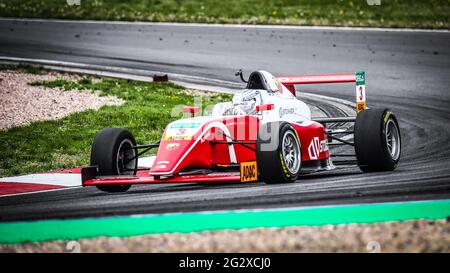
[207,172,237,177]
[279,107,295,118]
[163,135,192,141]
[384,111,393,123]
[170,122,201,129]
[200,131,211,143]
[164,124,199,140]
[279,151,290,177]
[155,164,166,169]
[242,90,260,102]
[308,137,329,160]
[157,161,169,164]
[176,128,187,135]
[240,161,258,182]
[355,71,365,85]
[232,90,262,114]
[356,102,366,113]
[165,143,180,151]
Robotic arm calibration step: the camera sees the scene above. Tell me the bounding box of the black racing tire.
[354,108,401,172]
[90,128,137,193]
[256,122,302,184]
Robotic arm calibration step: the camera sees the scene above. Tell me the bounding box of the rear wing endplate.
[276,72,367,113]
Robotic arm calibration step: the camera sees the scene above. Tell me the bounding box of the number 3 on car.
[240,161,258,182]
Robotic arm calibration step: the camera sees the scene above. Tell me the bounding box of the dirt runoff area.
[1,219,449,253]
[0,70,124,130]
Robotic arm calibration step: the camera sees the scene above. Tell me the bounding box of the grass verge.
[0,64,44,75]
[0,70,231,177]
[0,0,448,29]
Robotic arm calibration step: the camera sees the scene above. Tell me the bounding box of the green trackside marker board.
[355,71,366,113]
[356,71,366,86]
[0,199,449,244]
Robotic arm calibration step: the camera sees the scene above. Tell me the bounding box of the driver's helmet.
[231,89,263,115]
[259,71,283,93]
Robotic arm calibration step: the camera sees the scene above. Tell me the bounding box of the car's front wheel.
[90,128,137,192]
[256,122,302,184]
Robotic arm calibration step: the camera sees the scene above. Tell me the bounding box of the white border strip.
[0,56,356,114]
[0,18,448,33]
[0,56,242,90]
[0,173,81,187]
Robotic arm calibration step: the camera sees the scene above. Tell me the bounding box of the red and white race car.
[82,70,401,192]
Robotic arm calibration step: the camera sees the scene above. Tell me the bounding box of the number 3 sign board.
[355,71,366,113]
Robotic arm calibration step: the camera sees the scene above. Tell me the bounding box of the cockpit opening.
[246,72,266,90]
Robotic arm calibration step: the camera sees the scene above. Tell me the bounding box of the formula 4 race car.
[82,70,401,192]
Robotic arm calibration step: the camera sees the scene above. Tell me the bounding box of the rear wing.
[276,72,366,113]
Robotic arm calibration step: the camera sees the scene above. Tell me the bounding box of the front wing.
[81,166,242,186]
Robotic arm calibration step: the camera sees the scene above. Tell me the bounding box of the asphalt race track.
[0,19,449,221]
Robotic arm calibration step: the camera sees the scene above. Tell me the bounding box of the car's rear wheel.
[90,128,137,192]
[256,122,301,184]
[354,108,401,172]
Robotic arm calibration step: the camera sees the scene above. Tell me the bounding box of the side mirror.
[235,69,248,83]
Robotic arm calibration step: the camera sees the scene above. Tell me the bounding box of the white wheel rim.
[116,139,136,175]
[282,130,301,174]
[385,119,400,161]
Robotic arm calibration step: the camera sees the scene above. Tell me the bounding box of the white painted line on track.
[0,56,243,90]
[0,56,353,118]
[0,57,357,117]
[0,56,356,130]
[302,92,356,111]
[1,18,448,33]
[1,56,338,116]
